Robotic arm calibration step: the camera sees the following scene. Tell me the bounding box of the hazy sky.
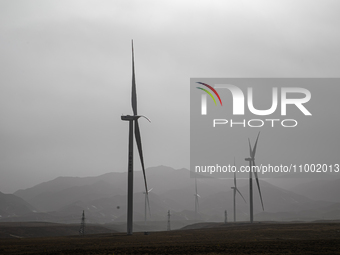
[1,0,340,193]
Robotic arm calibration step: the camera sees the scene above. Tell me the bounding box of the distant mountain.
[14,173,126,204]
[13,166,233,212]
[54,191,182,224]
[0,192,36,218]
[290,178,340,203]
[7,166,340,227]
[13,166,188,211]
[195,180,333,222]
[255,202,340,222]
[264,172,338,191]
[25,180,123,212]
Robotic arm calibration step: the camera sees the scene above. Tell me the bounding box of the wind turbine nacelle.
[121,115,140,121]
[245,157,252,161]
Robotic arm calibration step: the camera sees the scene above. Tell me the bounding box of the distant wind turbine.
[194,178,200,220]
[121,40,151,235]
[245,132,264,223]
[143,188,153,224]
[231,158,246,222]
[167,210,171,231]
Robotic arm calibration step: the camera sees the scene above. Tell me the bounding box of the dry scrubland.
[1,222,340,254]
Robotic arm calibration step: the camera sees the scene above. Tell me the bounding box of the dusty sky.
[0,0,340,193]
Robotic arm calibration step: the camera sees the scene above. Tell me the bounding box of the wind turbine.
[245,132,264,223]
[231,158,246,222]
[167,210,171,231]
[121,40,151,235]
[143,188,153,224]
[194,178,200,220]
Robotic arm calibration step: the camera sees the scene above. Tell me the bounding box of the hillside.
[4,166,340,226]
[0,192,36,218]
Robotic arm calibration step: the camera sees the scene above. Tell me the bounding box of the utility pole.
[79,210,85,236]
[224,210,227,224]
[167,210,171,231]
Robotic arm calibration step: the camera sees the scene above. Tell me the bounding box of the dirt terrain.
[0,222,114,239]
[1,222,340,254]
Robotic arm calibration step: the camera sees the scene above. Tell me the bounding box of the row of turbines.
[194,132,264,223]
[121,41,264,235]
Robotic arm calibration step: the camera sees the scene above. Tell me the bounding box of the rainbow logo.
[196,82,223,106]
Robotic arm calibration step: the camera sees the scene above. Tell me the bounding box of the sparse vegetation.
[0,222,339,254]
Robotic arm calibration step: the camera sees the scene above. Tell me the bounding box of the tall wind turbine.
[231,158,246,222]
[143,188,153,224]
[245,132,264,223]
[121,40,151,235]
[194,178,200,220]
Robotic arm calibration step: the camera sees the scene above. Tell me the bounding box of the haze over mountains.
[0,192,36,218]
[1,166,339,229]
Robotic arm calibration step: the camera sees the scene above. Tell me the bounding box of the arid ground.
[1,222,340,254]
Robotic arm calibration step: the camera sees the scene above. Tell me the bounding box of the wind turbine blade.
[248,138,252,158]
[146,192,151,217]
[252,132,260,158]
[134,120,148,193]
[253,161,264,211]
[139,115,151,123]
[131,40,137,115]
[148,188,153,193]
[235,187,246,203]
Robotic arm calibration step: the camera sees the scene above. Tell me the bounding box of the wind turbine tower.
[79,210,85,236]
[245,132,264,223]
[167,210,171,231]
[231,158,246,222]
[194,178,200,220]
